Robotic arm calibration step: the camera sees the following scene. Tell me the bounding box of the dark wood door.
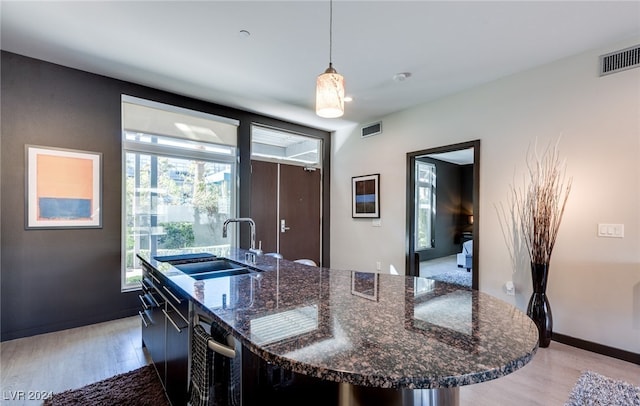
[250,161,321,265]
[250,160,278,254]
[279,164,321,265]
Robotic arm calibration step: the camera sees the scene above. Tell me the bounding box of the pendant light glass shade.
[316,0,344,118]
[316,64,345,118]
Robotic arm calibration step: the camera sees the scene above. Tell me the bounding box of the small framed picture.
[26,145,102,229]
[352,174,380,218]
[351,271,379,301]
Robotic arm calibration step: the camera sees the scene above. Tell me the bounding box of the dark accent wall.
[0,51,331,341]
[462,165,473,199]
[418,159,473,261]
[460,164,474,232]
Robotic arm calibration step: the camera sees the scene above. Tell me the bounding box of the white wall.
[330,38,640,354]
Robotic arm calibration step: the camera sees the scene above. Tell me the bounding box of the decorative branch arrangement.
[512,139,572,265]
[497,138,572,347]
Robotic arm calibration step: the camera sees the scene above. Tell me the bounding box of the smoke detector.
[393,72,412,82]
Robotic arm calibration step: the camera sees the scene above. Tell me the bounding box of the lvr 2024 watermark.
[2,390,53,401]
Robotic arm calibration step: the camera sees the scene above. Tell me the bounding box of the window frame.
[414,161,436,250]
[121,96,239,292]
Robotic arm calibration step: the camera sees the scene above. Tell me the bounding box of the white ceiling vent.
[361,122,382,138]
[599,45,640,76]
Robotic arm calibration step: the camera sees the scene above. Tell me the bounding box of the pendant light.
[315,0,345,118]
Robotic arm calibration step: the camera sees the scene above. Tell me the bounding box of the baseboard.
[552,332,640,365]
[1,308,139,342]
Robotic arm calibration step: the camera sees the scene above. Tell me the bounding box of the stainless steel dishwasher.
[190,309,242,406]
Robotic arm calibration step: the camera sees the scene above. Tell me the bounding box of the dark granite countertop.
[138,248,538,390]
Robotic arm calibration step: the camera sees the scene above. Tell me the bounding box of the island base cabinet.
[339,384,460,406]
[238,345,459,406]
[239,346,338,406]
[141,306,166,386]
[140,263,190,406]
[140,268,166,388]
[164,299,189,406]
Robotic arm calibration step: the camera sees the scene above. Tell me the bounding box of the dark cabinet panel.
[164,287,190,406]
[146,304,166,382]
[141,269,166,382]
[140,264,189,406]
[240,344,338,405]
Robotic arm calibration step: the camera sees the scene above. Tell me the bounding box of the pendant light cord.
[329,0,333,66]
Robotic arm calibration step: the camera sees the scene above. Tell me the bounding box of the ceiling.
[2,1,639,131]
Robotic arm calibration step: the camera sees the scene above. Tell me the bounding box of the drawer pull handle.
[141,279,153,292]
[138,311,149,328]
[148,292,161,307]
[162,285,182,305]
[138,295,149,310]
[162,308,183,333]
[165,300,189,325]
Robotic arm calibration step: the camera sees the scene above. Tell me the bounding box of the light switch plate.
[372,219,382,227]
[597,223,624,238]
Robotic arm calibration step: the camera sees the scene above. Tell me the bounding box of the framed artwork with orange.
[25,145,102,229]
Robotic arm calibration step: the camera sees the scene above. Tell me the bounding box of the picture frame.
[351,271,379,301]
[25,145,102,229]
[352,173,380,218]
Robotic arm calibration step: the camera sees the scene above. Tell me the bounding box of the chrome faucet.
[222,218,263,256]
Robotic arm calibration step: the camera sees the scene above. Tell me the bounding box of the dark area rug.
[43,365,169,406]
[565,370,640,406]
[428,269,472,287]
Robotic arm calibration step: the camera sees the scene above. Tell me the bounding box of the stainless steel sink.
[153,253,216,263]
[188,268,251,280]
[173,259,250,280]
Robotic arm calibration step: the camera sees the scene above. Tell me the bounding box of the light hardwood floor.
[460,341,639,405]
[1,316,149,405]
[1,316,638,405]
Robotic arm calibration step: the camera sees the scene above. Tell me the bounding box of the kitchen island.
[138,249,538,406]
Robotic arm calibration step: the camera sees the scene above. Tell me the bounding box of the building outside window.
[415,161,436,250]
[121,96,238,291]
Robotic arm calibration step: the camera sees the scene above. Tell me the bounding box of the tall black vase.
[526,262,553,348]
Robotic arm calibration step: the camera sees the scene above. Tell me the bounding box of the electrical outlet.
[505,281,515,296]
[376,261,381,271]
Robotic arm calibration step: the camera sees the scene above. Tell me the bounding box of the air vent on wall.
[361,121,382,138]
[599,44,640,76]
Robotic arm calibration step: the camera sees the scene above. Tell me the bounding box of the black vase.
[527,262,553,348]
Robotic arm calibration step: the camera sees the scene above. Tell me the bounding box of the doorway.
[251,160,322,265]
[249,125,323,266]
[406,140,479,290]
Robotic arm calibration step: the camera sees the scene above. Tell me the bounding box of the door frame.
[244,122,331,266]
[405,140,479,290]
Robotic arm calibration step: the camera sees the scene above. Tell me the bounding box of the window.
[121,96,238,291]
[415,161,436,250]
[251,125,321,167]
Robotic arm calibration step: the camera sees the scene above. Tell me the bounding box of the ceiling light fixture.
[315,0,345,118]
